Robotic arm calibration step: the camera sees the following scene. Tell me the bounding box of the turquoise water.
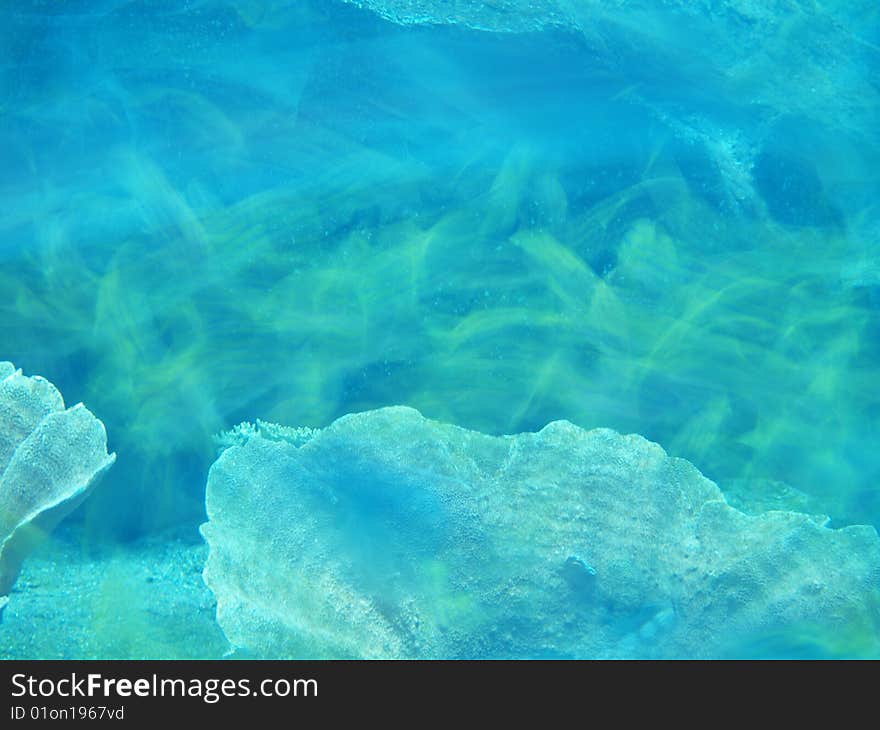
[1,1,879,658]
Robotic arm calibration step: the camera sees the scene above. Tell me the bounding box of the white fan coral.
[0,362,116,612]
[201,406,880,658]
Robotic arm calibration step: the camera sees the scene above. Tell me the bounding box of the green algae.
[1,134,877,532]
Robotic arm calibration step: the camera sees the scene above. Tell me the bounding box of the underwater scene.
[0,0,879,659]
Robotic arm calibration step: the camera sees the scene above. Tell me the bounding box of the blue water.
[1,0,879,658]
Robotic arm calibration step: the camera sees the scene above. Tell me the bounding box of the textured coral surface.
[202,407,880,658]
[0,363,115,603]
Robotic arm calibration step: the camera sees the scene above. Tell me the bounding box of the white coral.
[0,362,116,609]
[201,406,880,658]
